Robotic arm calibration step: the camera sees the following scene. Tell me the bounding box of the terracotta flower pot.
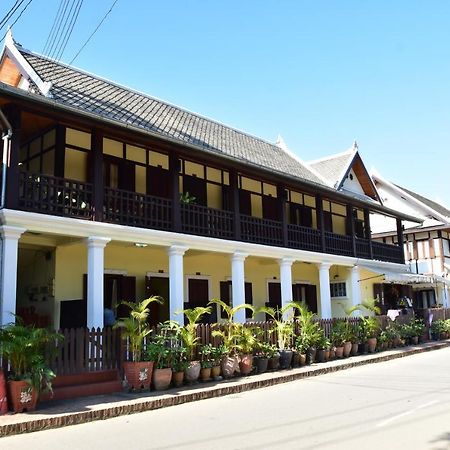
[123,361,153,391]
[152,367,172,391]
[200,367,212,381]
[367,337,377,353]
[335,346,344,358]
[343,342,352,358]
[329,349,336,360]
[185,361,201,383]
[211,365,221,379]
[239,354,254,376]
[351,343,359,356]
[7,380,37,413]
[172,371,184,387]
[221,355,239,378]
[323,349,330,361]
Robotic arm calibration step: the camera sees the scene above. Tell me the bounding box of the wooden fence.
[33,308,447,376]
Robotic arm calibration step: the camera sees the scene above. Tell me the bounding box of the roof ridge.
[308,146,355,166]
[17,45,302,158]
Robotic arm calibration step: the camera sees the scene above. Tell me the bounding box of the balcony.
[16,172,404,264]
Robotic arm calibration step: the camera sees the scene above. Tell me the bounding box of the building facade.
[0,32,415,330]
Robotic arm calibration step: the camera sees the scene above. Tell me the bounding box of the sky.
[2,0,450,205]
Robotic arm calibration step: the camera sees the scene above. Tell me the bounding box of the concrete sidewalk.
[1,339,448,437]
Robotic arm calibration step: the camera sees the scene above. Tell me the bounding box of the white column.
[168,245,187,325]
[349,265,361,315]
[86,237,110,329]
[278,258,294,319]
[318,263,332,319]
[0,226,25,326]
[231,252,247,323]
[443,285,449,308]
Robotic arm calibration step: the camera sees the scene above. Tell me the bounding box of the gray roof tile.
[18,47,325,187]
[308,150,355,188]
[396,185,450,219]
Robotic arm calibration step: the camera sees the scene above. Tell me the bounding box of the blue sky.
[3,1,450,204]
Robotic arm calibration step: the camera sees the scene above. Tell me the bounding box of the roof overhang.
[0,84,423,223]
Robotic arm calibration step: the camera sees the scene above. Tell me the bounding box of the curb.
[1,340,449,437]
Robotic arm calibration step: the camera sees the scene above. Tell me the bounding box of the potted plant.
[146,339,173,391]
[296,302,323,364]
[171,346,188,387]
[409,318,425,344]
[179,306,211,383]
[235,325,258,375]
[210,345,225,380]
[209,299,255,378]
[0,320,63,413]
[115,296,163,391]
[360,316,380,352]
[199,344,214,381]
[316,334,331,363]
[254,341,274,373]
[331,322,346,358]
[259,302,298,369]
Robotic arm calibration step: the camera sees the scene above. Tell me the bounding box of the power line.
[53,0,83,61]
[47,0,77,60]
[0,0,34,43]
[0,1,25,30]
[42,0,66,55]
[69,0,119,65]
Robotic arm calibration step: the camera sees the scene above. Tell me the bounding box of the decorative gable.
[0,55,22,87]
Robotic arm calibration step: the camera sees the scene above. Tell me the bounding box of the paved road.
[4,348,450,450]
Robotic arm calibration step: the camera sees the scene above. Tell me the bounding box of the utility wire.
[47,0,77,60]
[69,0,119,65]
[42,0,66,55]
[53,0,83,61]
[0,0,24,30]
[0,0,34,43]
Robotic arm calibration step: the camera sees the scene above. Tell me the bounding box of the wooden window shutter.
[220,281,231,319]
[429,239,436,258]
[244,282,253,318]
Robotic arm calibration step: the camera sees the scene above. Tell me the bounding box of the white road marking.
[375,400,439,428]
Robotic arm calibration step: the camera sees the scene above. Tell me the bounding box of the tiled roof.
[16,46,325,187]
[308,149,355,188]
[396,185,450,219]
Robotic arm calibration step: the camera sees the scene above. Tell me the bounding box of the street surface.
[4,347,450,450]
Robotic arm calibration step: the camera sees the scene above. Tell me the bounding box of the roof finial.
[276,134,289,151]
[352,139,359,151]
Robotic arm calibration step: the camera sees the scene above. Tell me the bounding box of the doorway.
[145,274,170,325]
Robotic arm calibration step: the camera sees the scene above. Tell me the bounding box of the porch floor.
[1,339,449,437]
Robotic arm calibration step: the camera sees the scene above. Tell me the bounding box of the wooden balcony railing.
[372,241,404,264]
[16,173,404,264]
[355,237,371,259]
[287,224,322,252]
[104,187,172,230]
[18,172,93,219]
[181,203,234,239]
[240,214,284,246]
[324,231,354,256]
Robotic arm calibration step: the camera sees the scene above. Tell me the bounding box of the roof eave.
[0,84,421,222]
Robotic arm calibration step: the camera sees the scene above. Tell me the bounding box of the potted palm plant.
[146,339,173,391]
[209,299,254,378]
[0,320,62,413]
[258,302,298,369]
[296,302,323,364]
[179,306,211,383]
[235,325,258,375]
[115,296,162,391]
[171,346,188,387]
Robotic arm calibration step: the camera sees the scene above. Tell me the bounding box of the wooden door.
[219,280,253,319]
[147,166,171,198]
[145,275,169,325]
[292,283,318,314]
[262,195,278,221]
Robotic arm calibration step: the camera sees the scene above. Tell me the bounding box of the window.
[330,282,347,298]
